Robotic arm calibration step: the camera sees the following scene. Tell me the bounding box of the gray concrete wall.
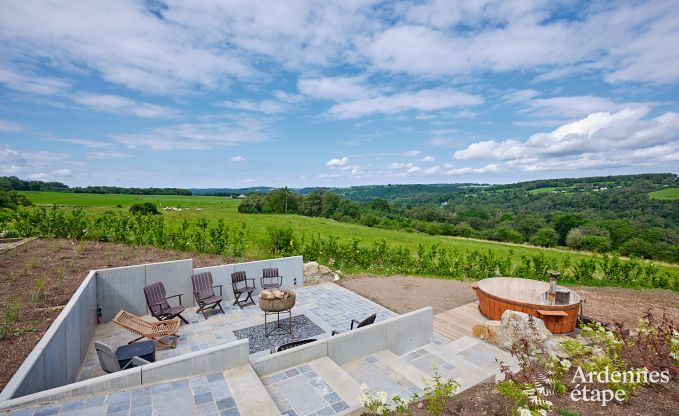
[193,255,304,302]
[96,260,193,322]
[97,256,303,321]
[0,271,98,401]
[251,339,328,376]
[0,339,250,410]
[386,307,433,355]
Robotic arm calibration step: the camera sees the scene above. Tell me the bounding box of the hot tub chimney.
[548,270,560,304]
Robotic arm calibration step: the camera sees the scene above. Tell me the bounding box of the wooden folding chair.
[231,271,255,308]
[112,310,180,349]
[192,271,225,319]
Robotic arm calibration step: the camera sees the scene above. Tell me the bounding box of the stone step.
[371,350,429,389]
[259,359,358,416]
[308,356,363,415]
[341,351,424,402]
[224,364,280,415]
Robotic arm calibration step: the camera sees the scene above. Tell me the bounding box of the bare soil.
[400,380,679,416]
[0,238,245,390]
[341,274,679,328]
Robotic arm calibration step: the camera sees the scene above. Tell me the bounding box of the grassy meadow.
[21,191,679,279]
[648,187,679,200]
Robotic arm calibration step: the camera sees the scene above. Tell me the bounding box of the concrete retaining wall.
[193,255,304,302]
[1,256,304,402]
[0,340,250,409]
[253,307,433,375]
[97,256,304,321]
[96,260,194,322]
[0,271,98,402]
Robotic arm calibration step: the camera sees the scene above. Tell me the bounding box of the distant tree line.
[0,176,191,196]
[239,174,679,263]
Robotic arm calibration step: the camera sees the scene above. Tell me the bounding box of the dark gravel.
[233,314,325,354]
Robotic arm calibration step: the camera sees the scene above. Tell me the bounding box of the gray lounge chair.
[95,341,152,373]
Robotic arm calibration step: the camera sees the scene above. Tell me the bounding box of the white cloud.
[327,88,483,119]
[420,155,435,162]
[453,107,679,172]
[110,119,270,150]
[501,89,540,103]
[403,150,420,157]
[0,65,71,95]
[520,96,650,119]
[52,168,72,177]
[72,93,178,118]
[364,1,679,84]
[56,138,116,149]
[0,145,71,177]
[230,156,246,162]
[325,157,349,167]
[298,76,376,101]
[0,119,23,132]
[221,99,287,114]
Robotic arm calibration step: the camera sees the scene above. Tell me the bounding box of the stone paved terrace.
[2,282,518,416]
[78,283,396,381]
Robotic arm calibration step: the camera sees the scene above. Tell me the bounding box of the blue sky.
[1,0,678,188]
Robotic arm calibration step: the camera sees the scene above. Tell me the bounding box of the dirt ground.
[339,275,477,314]
[340,274,679,328]
[399,380,679,416]
[0,238,244,390]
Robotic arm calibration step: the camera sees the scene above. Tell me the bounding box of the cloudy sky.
[1,0,678,188]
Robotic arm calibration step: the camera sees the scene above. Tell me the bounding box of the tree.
[237,193,266,213]
[369,198,391,213]
[530,227,559,247]
[129,202,160,215]
[552,213,587,245]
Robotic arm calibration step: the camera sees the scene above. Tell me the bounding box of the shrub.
[266,226,296,256]
[531,227,559,247]
[565,228,585,249]
[129,202,159,215]
[581,235,610,253]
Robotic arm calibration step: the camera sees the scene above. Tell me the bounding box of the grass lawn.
[22,191,679,276]
[648,187,679,200]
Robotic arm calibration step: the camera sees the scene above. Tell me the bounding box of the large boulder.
[472,321,501,344]
[497,310,552,351]
[303,261,337,284]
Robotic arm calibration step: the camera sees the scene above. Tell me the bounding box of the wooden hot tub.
[472,277,581,334]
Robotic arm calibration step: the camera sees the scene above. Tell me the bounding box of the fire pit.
[259,289,296,336]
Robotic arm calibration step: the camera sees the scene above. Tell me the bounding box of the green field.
[22,191,679,277]
[528,187,559,194]
[648,187,679,200]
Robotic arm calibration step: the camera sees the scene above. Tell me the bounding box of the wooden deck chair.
[191,271,225,319]
[261,267,284,290]
[113,310,180,349]
[231,271,255,308]
[143,281,189,324]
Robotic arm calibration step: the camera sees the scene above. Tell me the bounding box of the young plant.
[421,368,461,416]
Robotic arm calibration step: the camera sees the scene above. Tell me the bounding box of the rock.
[303,261,336,285]
[473,321,501,344]
[544,335,572,358]
[497,310,552,351]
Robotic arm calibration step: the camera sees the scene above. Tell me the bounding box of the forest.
[238,173,679,263]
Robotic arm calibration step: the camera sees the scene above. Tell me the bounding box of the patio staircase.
[253,335,513,416]
[0,336,513,416]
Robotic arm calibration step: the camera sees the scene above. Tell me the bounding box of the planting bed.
[0,238,245,390]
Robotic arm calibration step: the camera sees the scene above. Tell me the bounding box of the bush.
[531,227,559,247]
[565,228,585,249]
[266,226,296,256]
[620,237,653,259]
[129,202,159,215]
[581,235,610,252]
